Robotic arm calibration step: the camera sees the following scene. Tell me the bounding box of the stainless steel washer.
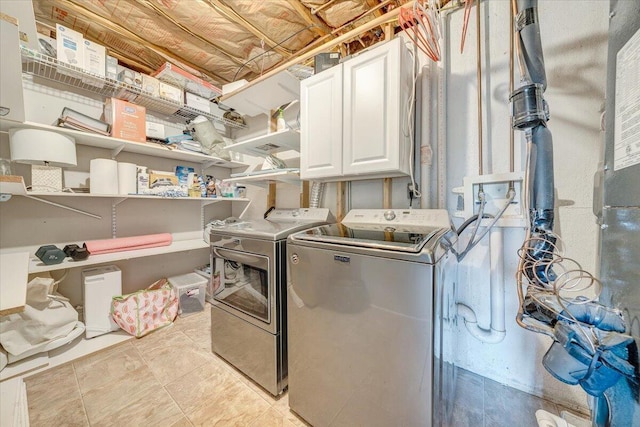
[287,209,457,426]
[209,208,333,396]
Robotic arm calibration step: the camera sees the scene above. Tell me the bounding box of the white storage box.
[168,273,207,316]
[82,265,122,338]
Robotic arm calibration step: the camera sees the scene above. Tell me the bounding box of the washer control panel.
[342,209,450,232]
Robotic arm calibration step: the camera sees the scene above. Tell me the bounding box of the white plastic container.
[82,265,122,338]
[167,273,207,316]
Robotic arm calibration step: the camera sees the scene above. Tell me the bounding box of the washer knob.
[383,210,396,221]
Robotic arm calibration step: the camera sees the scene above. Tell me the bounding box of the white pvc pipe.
[489,226,506,334]
[457,226,506,344]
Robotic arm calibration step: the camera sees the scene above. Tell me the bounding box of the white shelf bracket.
[24,195,102,219]
[111,143,126,159]
[239,199,252,219]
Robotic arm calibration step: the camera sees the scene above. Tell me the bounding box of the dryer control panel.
[341,209,451,232]
[267,208,334,222]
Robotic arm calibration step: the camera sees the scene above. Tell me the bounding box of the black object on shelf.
[63,244,91,261]
[35,245,66,265]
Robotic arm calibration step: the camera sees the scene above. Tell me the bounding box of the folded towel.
[85,233,172,255]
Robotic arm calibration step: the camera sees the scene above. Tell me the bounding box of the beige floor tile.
[29,394,89,427]
[186,380,271,426]
[24,363,79,406]
[249,407,299,427]
[82,364,161,424]
[171,416,194,427]
[165,357,241,415]
[74,346,146,395]
[131,323,184,354]
[26,364,89,427]
[90,386,184,427]
[138,331,214,386]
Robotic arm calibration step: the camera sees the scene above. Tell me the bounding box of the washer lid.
[289,223,448,253]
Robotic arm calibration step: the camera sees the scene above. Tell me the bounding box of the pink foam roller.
[85,233,172,255]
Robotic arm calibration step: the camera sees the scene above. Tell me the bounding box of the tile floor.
[25,304,587,427]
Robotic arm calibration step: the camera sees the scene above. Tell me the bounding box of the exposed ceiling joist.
[221,2,411,102]
[289,0,333,37]
[62,0,227,83]
[205,0,294,58]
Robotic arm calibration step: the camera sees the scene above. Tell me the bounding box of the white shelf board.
[0,177,249,203]
[225,129,300,157]
[22,193,249,203]
[0,331,134,382]
[220,70,300,117]
[224,169,301,187]
[0,238,210,274]
[0,119,246,168]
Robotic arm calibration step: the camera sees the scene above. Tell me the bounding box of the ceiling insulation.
[30,0,409,91]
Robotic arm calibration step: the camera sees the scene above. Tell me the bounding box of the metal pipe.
[509,0,515,174]
[476,0,484,177]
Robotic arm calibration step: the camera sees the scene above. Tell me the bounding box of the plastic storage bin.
[167,272,207,316]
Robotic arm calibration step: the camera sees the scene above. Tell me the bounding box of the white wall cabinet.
[300,37,413,181]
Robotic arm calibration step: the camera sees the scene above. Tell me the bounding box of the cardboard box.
[106,55,118,80]
[145,121,165,140]
[141,74,160,97]
[104,98,146,143]
[185,92,210,112]
[56,24,83,69]
[153,62,222,99]
[83,39,106,77]
[149,172,178,188]
[159,81,183,103]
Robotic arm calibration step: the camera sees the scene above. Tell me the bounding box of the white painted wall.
[445,0,608,412]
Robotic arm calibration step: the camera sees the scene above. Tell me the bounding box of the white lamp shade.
[9,128,77,167]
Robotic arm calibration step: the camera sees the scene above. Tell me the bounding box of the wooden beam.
[220,2,413,103]
[268,183,277,210]
[365,0,386,19]
[206,0,293,58]
[62,0,228,83]
[300,181,310,208]
[289,0,332,36]
[336,181,346,222]
[383,178,392,208]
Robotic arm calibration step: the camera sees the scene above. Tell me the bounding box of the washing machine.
[286,209,458,426]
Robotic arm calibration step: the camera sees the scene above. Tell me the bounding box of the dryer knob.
[383,210,396,221]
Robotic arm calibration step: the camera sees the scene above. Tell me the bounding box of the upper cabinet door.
[342,38,406,176]
[300,64,343,180]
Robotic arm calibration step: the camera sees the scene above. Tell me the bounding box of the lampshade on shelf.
[9,128,77,192]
